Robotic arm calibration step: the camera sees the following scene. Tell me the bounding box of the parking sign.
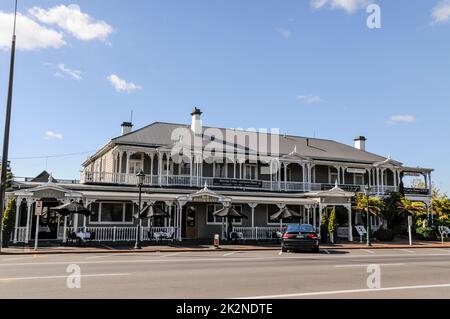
[35,201,43,216]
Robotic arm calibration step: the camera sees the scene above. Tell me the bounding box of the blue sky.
[0,0,449,193]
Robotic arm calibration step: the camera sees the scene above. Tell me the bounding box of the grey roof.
[111,122,387,164]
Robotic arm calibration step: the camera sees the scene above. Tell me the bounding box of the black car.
[281,224,320,253]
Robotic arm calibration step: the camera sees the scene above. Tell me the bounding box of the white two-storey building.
[8,108,433,244]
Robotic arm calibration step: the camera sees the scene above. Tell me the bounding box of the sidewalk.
[2,241,450,255]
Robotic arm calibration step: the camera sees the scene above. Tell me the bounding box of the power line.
[10,150,97,161]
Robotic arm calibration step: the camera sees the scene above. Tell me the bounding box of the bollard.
[214,234,220,249]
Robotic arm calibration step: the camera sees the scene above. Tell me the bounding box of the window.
[180,163,191,176]
[89,202,134,224]
[245,164,257,180]
[329,168,339,184]
[207,205,243,225]
[129,160,143,175]
[354,174,365,186]
[214,163,226,178]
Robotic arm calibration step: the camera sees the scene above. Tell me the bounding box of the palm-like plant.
[353,193,383,216]
[398,198,426,220]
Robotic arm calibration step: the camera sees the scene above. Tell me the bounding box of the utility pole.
[0,0,18,254]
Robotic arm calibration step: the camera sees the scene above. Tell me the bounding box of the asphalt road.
[2,248,450,299]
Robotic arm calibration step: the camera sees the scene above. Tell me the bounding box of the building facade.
[8,109,433,244]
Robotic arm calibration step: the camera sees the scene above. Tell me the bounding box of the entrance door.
[185,206,197,239]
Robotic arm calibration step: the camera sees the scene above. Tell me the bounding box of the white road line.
[396,249,415,253]
[223,252,238,257]
[238,283,450,299]
[334,263,405,268]
[160,252,184,258]
[360,249,375,254]
[86,255,115,260]
[2,252,450,267]
[0,273,130,282]
[434,249,450,253]
[0,257,35,262]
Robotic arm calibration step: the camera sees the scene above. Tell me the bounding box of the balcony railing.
[81,171,415,195]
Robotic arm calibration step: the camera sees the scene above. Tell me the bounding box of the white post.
[63,216,68,243]
[113,226,117,242]
[13,198,20,243]
[83,215,87,232]
[34,214,40,251]
[25,201,33,244]
[347,206,353,242]
[249,203,258,229]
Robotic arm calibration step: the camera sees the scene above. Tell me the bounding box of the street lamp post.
[0,0,18,255]
[134,170,145,250]
[364,184,372,247]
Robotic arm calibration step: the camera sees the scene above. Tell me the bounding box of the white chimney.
[191,107,203,136]
[354,136,367,151]
[121,122,133,135]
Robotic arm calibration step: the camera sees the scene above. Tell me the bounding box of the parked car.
[281,224,320,253]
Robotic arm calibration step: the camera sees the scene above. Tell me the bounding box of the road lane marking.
[334,263,405,268]
[0,273,130,282]
[223,252,238,257]
[434,249,450,253]
[396,249,415,253]
[160,252,184,258]
[360,249,375,254]
[238,283,450,299]
[0,257,35,262]
[3,252,450,267]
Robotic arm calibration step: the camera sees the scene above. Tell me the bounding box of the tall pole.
[0,0,18,254]
[134,183,142,249]
[365,187,372,247]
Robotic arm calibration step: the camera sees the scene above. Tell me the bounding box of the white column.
[284,163,288,190]
[318,205,323,239]
[150,154,154,185]
[347,206,353,242]
[158,153,163,186]
[63,216,68,243]
[118,151,123,174]
[13,198,21,243]
[376,168,380,194]
[25,200,33,244]
[166,154,170,185]
[249,203,258,228]
[313,206,317,231]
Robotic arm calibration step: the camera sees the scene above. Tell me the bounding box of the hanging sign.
[347,168,367,174]
[355,225,367,236]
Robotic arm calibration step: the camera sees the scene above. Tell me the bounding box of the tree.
[2,198,16,248]
[381,192,405,230]
[353,193,383,216]
[431,188,450,226]
[398,198,426,226]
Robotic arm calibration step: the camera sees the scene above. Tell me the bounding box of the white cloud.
[432,0,450,24]
[107,74,142,93]
[311,0,372,13]
[275,28,292,39]
[45,131,64,140]
[0,11,65,51]
[386,115,417,125]
[29,4,113,41]
[57,63,82,80]
[297,95,323,104]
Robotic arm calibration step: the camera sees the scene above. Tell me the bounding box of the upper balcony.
[80,171,430,196]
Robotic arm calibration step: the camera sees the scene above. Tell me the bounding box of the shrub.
[2,198,16,248]
[375,229,395,242]
[415,227,438,241]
